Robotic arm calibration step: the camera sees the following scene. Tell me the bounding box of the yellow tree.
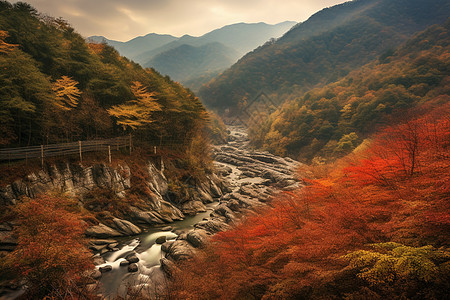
[51,76,82,110]
[108,81,161,130]
[0,30,17,54]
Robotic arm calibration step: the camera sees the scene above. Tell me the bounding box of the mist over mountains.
[88,21,296,90]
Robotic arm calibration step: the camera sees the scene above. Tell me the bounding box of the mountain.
[89,21,296,90]
[146,42,239,84]
[133,21,296,64]
[199,0,450,112]
[249,19,450,162]
[87,33,178,59]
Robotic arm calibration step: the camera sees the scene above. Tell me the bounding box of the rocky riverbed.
[90,126,303,299]
[0,126,303,299]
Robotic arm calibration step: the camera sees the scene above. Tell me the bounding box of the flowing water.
[96,203,217,299]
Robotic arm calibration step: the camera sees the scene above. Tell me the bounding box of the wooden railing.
[0,136,131,166]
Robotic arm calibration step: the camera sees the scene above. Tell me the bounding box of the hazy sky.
[12,0,348,41]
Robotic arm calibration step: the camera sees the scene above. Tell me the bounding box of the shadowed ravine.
[94,126,303,299]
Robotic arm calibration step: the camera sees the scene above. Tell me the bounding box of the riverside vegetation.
[0,0,449,299]
[0,1,224,298]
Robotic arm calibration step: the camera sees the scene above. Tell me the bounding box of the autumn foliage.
[169,104,450,299]
[1,194,94,298]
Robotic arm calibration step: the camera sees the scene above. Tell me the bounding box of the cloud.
[10,0,348,41]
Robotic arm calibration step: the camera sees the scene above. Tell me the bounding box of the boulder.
[119,260,130,266]
[161,240,175,252]
[126,254,139,264]
[129,207,165,224]
[181,200,207,215]
[92,255,105,265]
[128,263,138,273]
[160,257,179,278]
[91,269,102,280]
[90,239,118,245]
[195,219,230,234]
[85,223,122,238]
[112,218,142,235]
[226,199,241,211]
[165,240,195,261]
[89,244,107,252]
[186,229,209,248]
[99,265,112,273]
[155,236,166,244]
[214,204,233,217]
[107,242,119,249]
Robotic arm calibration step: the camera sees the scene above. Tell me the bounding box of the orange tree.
[3,194,93,298]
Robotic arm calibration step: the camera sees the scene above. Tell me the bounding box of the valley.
[87,126,302,298]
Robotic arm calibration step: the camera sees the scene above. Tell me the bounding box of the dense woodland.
[0,0,449,299]
[0,1,208,148]
[249,21,450,162]
[0,3,218,298]
[199,0,450,113]
[170,103,450,299]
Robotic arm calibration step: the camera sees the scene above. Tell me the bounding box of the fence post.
[79,140,82,163]
[41,145,44,169]
[108,145,111,164]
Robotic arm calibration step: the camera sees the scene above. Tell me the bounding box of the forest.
[0,0,448,299]
[0,1,209,148]
[249,20,450,162]
[169,103,450,299]
[199,0,449,113]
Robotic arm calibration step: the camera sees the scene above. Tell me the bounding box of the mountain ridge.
[198,0,450,112]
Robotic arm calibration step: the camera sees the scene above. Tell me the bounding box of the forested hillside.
[199,0,450,112]
[170,103,450,299]
[249,20,450,162]
[0,1,207,148]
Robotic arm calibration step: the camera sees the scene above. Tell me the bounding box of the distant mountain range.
[198,0,450,112]
[88,21,296,90]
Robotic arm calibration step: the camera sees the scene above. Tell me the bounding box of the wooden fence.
[0,136,131,166]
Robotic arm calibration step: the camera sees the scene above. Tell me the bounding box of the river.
[93,125,301,299]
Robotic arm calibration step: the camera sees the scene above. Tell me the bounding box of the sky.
[11,0,349,41]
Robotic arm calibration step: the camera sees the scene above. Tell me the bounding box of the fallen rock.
[90,239,118,245]
[119,260,130,266]
[85,223,122,238]
[195,219,230,234]
[129,207,165,224]
[112,218,142,235]
[92,255,105,265]
[89,244,107,252]
[165,240,195,261]
[99,265,112,273]
[214,204,233,217]
[186,229,209,248]
[161,240,175,252]
[91,269,102,280]
[181,200,207,215]
[107,242,119,249]
[125,253,139,263]
[226,199,241,211]
[128,263,138,273]
[160,257,179,278]
[155,236,166,244]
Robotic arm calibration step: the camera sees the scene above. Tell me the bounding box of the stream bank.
[91,125,303,298]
